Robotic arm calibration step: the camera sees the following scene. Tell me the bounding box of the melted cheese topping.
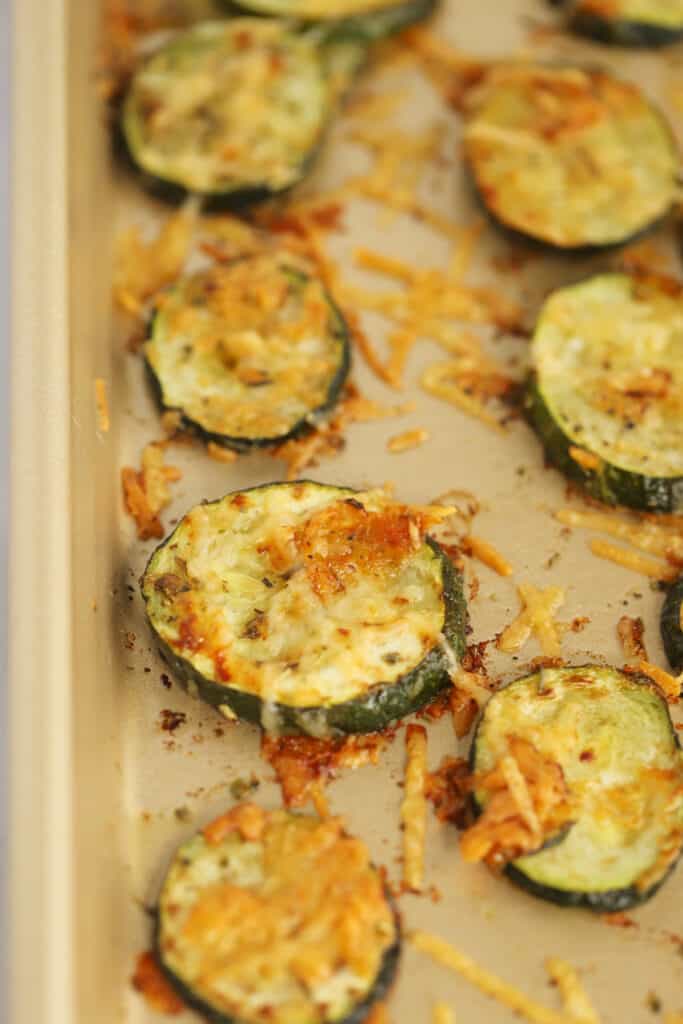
[576,0,683,29]
[143,482,448,707]
[464,65,678,248]
[533,274,683,478]
[123,21,329,194]
[146,254,347,442]
[474,666,683,894]
[159,808,396,1024]
[238,0,407,14]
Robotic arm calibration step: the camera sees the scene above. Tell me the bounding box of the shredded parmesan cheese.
[637,661,682,703]
[433,1002,456,1024]
[498,584,565,657]
[462,534,513,576]
[401,724,428,892]
[617,615,647,663]
[556,507,683,564]
[589,539,677,581]
[206,442,239,464]
[411,931,586,1024]
[114,209,195,317]
[545,958,601,1024]
[387,428,430,453]
[94,377,110,434]
[121,442,181,540]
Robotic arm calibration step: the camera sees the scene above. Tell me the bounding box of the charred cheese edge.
[156,806,399,1024]
[463,64,679,249]
[141,481,467,735]
[471,665,683,910]
[145,253,350,449]
[122,20,331,199]
[527,272,683,513]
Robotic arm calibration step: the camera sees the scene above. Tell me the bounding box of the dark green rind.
[154,896,401,1024]
[144,287,352,452]
[469,667,683,913]
[661,577,683,675]
[525,378,683,513]
[142,483,467,735]
[570,10,683,47]
[226,0,437,40]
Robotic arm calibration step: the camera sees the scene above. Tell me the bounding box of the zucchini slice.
[471,665,683,911]
[156,805,400,1024]
[662,577,683,673]
[526,273,683,513]
[463,64,679,250]
[563,0,683,47]
[144,252,350,450]
[122,20,336,203]
[228,0,437,38]
[141,481,467,735]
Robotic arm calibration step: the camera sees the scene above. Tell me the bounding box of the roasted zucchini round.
[562,0,683,47]
[142,481,467,735]
[462,64,679,250]
[470,665,683,911]
[145,252,351,450]
[228,0,437,38]
[121,20,336,203]
[661,577,683,674]
[156,804,400,1024]
[526,272,683,513]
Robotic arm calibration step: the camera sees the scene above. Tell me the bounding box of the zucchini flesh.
[463,64,679,249]
[527,273,683,513]
[471,666,683,910]
[566,0,683,46]
[141,481,467,735]
[122,20,332,200]
[144,253,350,450]
[661,577,683,674]
[156,806,400,1024]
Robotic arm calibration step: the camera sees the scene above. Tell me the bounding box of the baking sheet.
[11,0,683,1021]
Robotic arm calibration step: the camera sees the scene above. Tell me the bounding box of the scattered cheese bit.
[422,362,506,433]
[131,951,183,1016]
[568,446,602,472]
[545,958,601,1024]
[498,584,565,658]
[617,615,647,662]
[556,507,683,563]
[94,377,110,434]
[114,210,194,317]
[589,539,677,581]
[462,534,513,576]
[121,443,181,540]
[401,724,428,893]
[206,442,239,464]
[387,428,430,453]
[433,1001,456,1024]
[638,660,682,702]
[411,931,583,1024]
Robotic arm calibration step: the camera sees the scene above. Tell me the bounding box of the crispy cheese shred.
[545,958,601,1024]
[460,737,572,868]
[433,1001,456,1024]
[114,210,194,318]
[121,442,181,540]
[589,539,677,581]
[401,724,428,892]
[617,615,647,663]
[637,660,682,703]
[387,427,430,453]
[411,931,585,1024]
[132,951,183,1016]
[94,377,110,434]
[556,506,683,579]
[498,584,565,657]
[462,534,513,576]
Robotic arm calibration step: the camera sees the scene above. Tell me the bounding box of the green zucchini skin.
[569,7,683,46]
[469,666,683,912]
[120,20,335,207]
[143,264,351,452]
[525,378,683,514]
[226,0,437,39]
[142,482,468,735]
[661,577,683,674]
